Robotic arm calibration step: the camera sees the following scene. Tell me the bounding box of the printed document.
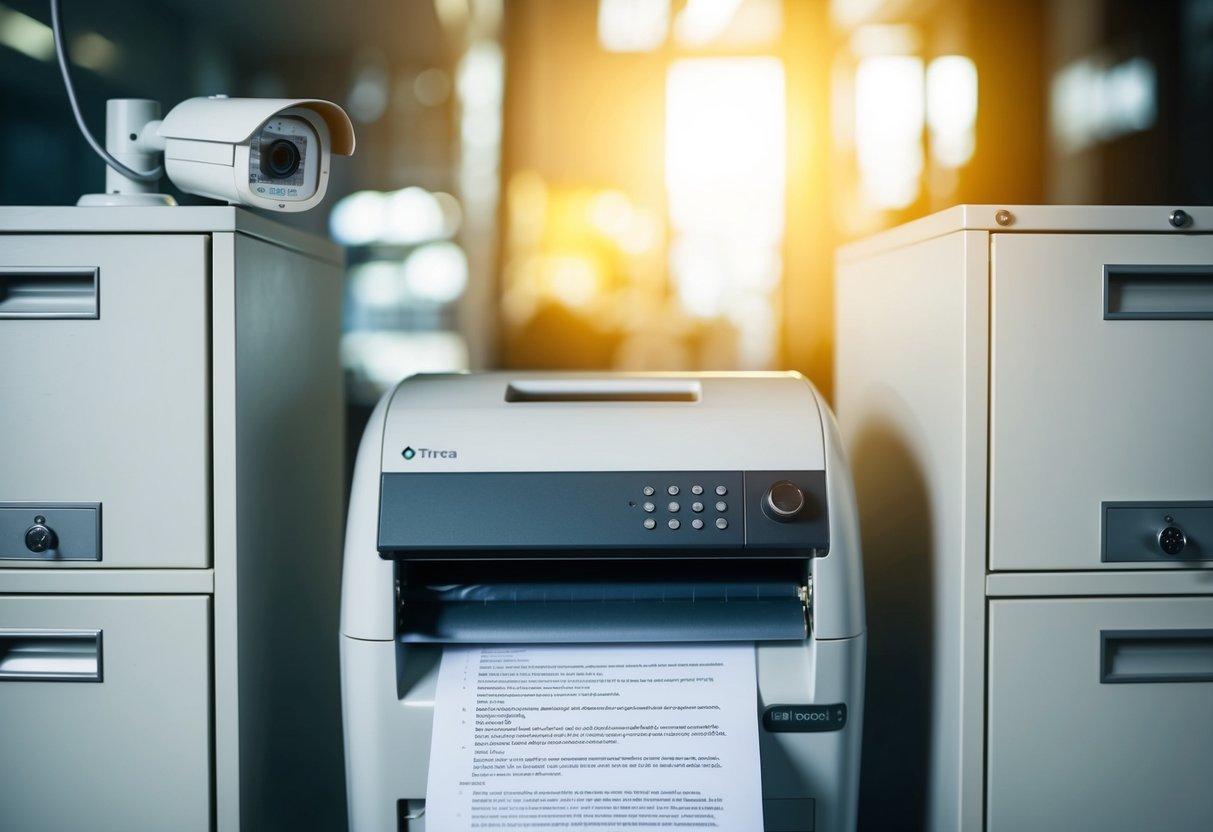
[424,643,763,830]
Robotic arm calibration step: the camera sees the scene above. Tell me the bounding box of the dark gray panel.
[743,471,830,552]
[1102,501,1213,562]
[0,502,101,561]
[379,470,828,556]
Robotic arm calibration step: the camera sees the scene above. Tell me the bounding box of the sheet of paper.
[424,643,763,831]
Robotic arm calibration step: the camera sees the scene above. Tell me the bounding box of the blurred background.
[4,0,1211,409]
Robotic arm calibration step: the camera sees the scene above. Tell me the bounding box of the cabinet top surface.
[836,204,1213,262]
[0,205,342,262]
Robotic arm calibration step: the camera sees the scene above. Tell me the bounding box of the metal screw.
[995,209,1014,226]
[1168,209,1191,229]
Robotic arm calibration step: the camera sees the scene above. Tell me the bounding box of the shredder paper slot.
[398,581,808,642]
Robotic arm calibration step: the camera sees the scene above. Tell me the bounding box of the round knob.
[1158,526,1187,556]
[763,480,805,522]
[24,521,58,554]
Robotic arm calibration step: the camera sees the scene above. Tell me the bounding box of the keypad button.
[668,519,681,530]
[716,501,727,512]
[643,486,655,497]
[643,502,655,513]
[692,518,704,530]
[716,485,727,496]
[668,485,680,496]
[644,518,656,530]
[692,502,704,513]
[668,501,680,513]
[691,485,704,495]
[716,517,728,530]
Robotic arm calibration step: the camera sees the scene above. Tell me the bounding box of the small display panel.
[763,704,848,733]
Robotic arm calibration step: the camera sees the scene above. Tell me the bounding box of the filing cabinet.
[0,595,211,832]
[0,207,346,830]
[988,232,1213,571]
[835,206,1213,831]
[986,596,1213,830]
[1,234,210,568]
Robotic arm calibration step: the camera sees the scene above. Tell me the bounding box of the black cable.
[49,0,162,182]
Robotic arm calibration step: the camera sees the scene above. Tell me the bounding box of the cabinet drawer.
[0,594,212,832]
[0,235,210,568]
[989,233,1213,571]
[987,596,1213,832]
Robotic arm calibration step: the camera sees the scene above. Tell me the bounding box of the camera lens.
[261,138,301,179]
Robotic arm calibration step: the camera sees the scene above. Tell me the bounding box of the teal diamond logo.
[402,446,416,460]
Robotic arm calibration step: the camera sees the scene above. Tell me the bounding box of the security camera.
[157,97,356,211]
[50,0,353,212]
[77,97,356,212]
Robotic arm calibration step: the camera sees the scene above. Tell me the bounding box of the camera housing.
[78,97,355,212]
[157,97,355,212]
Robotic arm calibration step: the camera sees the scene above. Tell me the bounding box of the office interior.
[2,0,1211,830]
[7,0,1210,399]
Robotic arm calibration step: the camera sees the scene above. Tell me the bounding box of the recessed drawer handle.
[0,268,99,319]
[1104,265,1213,320]
[1101,629,1213,684]
[0,629,102,682]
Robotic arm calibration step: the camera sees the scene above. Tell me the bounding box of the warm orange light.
[501,176,662,325]
[926,55,978,168]
[665,57,785,367]
[597,0,670,52]
[665,57,786,237]
[854,54,924,209]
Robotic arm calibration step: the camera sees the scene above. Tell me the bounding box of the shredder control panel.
[377,470,829,556]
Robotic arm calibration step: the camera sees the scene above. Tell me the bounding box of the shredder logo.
[402,446,457,460]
